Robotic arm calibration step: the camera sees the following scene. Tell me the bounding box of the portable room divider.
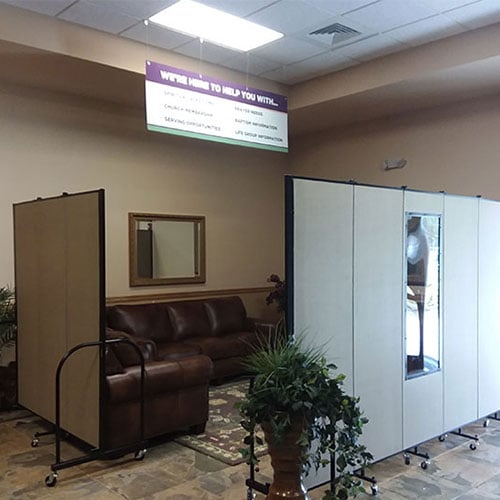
[286,176,500,490]
[14,190,145,486]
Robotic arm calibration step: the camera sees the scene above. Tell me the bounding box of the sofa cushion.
[204,296,248,336]
[106,355,213,403]
[107,304,173,343]
[156,342,202,361]
[186,331,258,360]
[167,301,212,341]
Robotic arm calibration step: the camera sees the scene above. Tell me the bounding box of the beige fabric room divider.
[14,190,105,448]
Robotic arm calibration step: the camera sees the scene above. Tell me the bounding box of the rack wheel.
[31,438,39,448]
[438,435,446,442]
[470,442,477,451]
[421,460,429,470]
[371,484,379,496]
[484,419,490,428]
[247,487,256,500]
[404,454,410,465]
[134,449,146,461]
[45,472,57,487]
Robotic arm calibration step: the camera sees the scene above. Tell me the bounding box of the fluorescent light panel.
[149,0,283,52]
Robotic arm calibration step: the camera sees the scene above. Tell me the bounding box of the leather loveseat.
[106,296,269,381]
[103,296,270,449]
[103,329,212,450]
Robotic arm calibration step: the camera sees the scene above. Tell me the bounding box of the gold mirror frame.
[129,213,206,287]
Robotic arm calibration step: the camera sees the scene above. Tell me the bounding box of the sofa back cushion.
[204,296,248,336]
[167,300,211,341]
[106,304,173,343]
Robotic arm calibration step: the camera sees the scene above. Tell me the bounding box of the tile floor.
[1,408,500,499]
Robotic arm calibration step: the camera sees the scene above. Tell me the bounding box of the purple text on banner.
[146,60,287,113]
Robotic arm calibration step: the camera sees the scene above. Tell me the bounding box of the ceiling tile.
[122,20,194,50]
[0,0,75,16]
[342,0,437,32]
[58,0,138,34]
[285,50,357,78]
[387,14,465,46]
[253,37,326,64]
[173,39,238,65]
[306,0,384,16]
[417,0,483,14]
[246,0,338,35]
[91,0,177,20]
[332,33,407,61]
[260,51,358,84]
[221,53,281,76]
[443,0,500,29]
[199,0,277,18]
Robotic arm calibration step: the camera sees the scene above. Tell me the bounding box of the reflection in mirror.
[129,213,205,286]
[405,213,441,379]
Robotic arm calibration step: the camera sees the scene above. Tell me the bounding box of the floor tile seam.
[91,473,130,500]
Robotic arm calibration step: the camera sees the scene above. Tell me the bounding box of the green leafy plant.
[0,286,16,353]
[237,335,372,500]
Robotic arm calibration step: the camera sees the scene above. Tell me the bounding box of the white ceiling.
[1,0,500,85]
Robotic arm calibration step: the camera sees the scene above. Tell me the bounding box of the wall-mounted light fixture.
[383,158,408,170]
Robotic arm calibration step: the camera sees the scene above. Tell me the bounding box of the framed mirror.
[129,213,206,286]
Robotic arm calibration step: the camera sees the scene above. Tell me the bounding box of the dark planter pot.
[262,417,310,500]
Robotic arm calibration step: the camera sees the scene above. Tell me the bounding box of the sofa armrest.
[106,328,158,367]
[106,355,213,403]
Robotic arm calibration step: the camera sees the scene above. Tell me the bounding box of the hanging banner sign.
[145,60,288,153]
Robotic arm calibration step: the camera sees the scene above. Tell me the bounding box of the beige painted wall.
[0,84,286,299]
[291,94,500,201]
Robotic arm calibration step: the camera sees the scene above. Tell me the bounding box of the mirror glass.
[405,213,441,379]
[129,213,205,286]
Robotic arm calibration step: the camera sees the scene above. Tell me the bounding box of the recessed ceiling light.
[149,0,283,52]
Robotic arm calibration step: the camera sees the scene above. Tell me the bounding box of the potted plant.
[237,335,372,500]
[265,274,286,335]
[0,286,17,409]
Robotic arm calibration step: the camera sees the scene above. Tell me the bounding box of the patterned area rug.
[174,378,267,465]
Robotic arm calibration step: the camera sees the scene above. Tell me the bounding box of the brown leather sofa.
[103,296,270,449]
[103,329,212,450]
[106,296,268,381]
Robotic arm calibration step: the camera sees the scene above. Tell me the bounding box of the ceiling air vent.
[309,22,361,46]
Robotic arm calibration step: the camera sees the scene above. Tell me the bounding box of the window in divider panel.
[405,213,441,379]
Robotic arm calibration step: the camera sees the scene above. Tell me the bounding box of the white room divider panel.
[291,178,354,391]
[478,199,500,418]
[290,178,354,490]
[443,195,479,430]
[402,191,444,449]
[289,176,500,481]
[353,185,404,462]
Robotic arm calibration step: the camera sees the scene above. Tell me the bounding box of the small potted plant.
[265,274,286,335]
[238,335,372,500]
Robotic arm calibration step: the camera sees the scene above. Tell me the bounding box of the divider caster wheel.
[31,438,39,448]
[404,453,410,465]
[421,460,430,470]
[371,484,379,496]
[438,434,446,442]
[247,487,256,500]
[470,442,477,451]
[484,419,490,428]
[45,472,57,487]
[134,449,146,461]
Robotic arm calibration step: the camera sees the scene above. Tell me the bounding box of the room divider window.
[405,213,441,379]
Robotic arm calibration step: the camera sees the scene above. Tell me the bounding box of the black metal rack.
[31,337,147,487]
